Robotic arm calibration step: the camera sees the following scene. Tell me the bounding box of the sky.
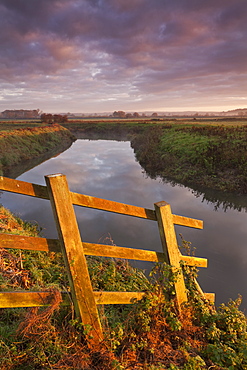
[0,0,247,114]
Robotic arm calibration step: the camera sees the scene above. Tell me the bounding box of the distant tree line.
[40,113,68,124]
[112,111,158,118]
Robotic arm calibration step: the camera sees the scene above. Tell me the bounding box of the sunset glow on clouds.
[0,0,247,113]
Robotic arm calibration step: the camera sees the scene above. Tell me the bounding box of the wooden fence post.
[45,174,103,344]
[154,201,187,311]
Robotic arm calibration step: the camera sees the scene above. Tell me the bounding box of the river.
[1,139,247,311]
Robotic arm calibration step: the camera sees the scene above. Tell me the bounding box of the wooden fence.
[0,174,214,345]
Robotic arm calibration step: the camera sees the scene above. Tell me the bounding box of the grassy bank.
[0,124,76,177]
[1,207,247,369]
[130,122,247,194]
[1,118,247,193]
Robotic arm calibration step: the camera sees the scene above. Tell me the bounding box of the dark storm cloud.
[0,0,246,111]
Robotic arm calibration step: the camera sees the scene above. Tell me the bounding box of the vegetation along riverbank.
[62,118,247,195]
[1,117,247,194]
[131,122,247,194]
[0,123,76,177]
[1,206,247,369]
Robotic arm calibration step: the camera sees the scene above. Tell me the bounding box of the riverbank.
[1,118,247,194]
[131,123,247,194]
[0,124,76,177]
[1,206,247,369]
[62,119,247,194]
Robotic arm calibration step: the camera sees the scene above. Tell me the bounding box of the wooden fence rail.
[0,174,214,345]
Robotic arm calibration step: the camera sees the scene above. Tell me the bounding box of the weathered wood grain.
[180,254,207,268]
[0,290,145,308]
[0,234,207,268]
[94,291,145,305]
[155,201,188,309]
[173,214,203,229]
[0,291,70,308]
[83,242,207,267]
[45,174,103,344]
[0,176,48,199]
[0,233,60,252]
[71,191,157,220]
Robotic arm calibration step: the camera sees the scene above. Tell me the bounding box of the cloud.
[0,0,246,112]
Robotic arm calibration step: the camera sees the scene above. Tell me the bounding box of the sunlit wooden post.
[154,201,187,311]
[45,173,103,344]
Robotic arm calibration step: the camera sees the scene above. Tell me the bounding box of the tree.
[53,114,68,123]
[41,113,53,124]
[41,113,68,124]
[113,111,126,118]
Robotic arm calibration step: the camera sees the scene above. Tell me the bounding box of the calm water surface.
[1,140,247,310]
